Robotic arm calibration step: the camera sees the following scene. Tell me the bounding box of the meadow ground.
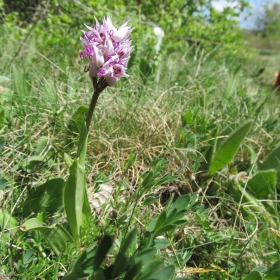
[0,12,280,280]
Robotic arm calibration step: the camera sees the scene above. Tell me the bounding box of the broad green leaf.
[155,224,176,235]
[147,218,157,232]
[120,228,137,254]
[167,194,190,215]
[24,155,45,172]
[21,218,74,255]
[133,248,156,265]
[0,178,7,190]
[23,178,64,218]
[155,265,175,280]
[165,208,177,225]
[64,159,86,243]
[243,270,262,280]
[154,237,169,249]
[123,262,142,280]
[112,252,128,277]
[155,210,167,232]
[93,234,113,271]
[135,259,163,280]
[143,194,159,206]
[260,146,280,180]
[22,249,35,264]
[155,174,178,187]
[208,120,253,175]
[265,259,280,279]
[35,136,49,155]
[247,170,276,198]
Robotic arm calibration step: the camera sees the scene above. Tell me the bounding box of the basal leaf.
[64,159,86,243]
[23,178,64,218]
[260,146,280,180]
[243,270,262,280]
[155,265,175,280]
[120,228,137,254]
[208,120,253,175]
[21,218,74,255]
[247,170,276,198]
[93,234,113,271]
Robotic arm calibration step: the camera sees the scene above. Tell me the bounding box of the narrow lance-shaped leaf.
[64,159,86,243]
[208,120,253,176]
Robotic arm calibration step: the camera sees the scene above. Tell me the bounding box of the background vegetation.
[0,0,279,279]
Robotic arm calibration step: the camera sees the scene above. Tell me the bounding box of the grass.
[0,12,280,280]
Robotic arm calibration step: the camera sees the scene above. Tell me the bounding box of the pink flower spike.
[106,76,119,86]
[91,44,104,67]
[80,17,133,86]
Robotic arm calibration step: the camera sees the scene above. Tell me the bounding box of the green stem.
[77,77,107,164]
[86,77,108,133]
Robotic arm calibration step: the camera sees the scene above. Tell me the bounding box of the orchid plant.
[64,16,133,243]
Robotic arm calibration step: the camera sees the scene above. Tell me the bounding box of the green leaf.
[64,159,86,243]
[77,121,88,166]
[66,245,96,279]
[167,194,190,215]
[112,252,128,277]
[155,224,176,234]
[0,178,7,190]
[123,262,142,280]
[155,174,178,187]
[93,234,113,271]
[23,178,64,218]
[0,140,4,152]
[21,218,75,255]
[35,136,49,155]
[265,259,280,279]
[133,248,156,265]
[154,237,169,249]
[120,228,137,254]
[64,152,73,168]
[155,210,167,232]
[143,194,159,206]
[24,155,45,172]
[135,259,163,280]
[247,170,277,198]
[208,120,253,175]
[260,146,280,180]
[155,265,175,280]
[23,249,35,264]
[243,270,262,280]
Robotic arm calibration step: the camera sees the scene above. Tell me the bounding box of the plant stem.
[85,77,108,133]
